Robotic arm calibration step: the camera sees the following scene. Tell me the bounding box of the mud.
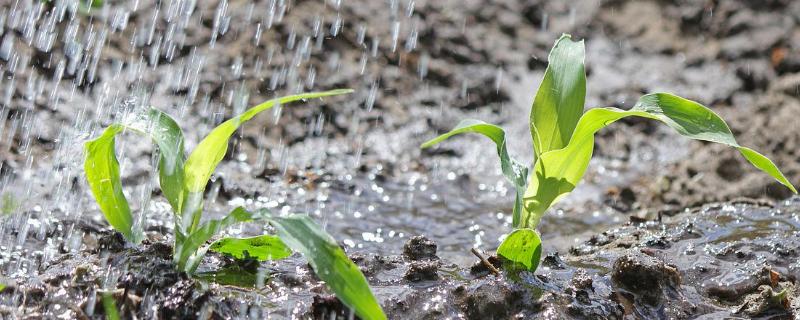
[379,198,800,319]
[2,198,798,319]
[1,0,800,318]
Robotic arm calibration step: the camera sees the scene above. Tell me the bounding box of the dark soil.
[3,197,799,318]
[1,0,799,319]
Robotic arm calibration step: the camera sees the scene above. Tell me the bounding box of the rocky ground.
[0,0,799,318]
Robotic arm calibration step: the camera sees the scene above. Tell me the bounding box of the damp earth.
[1,0,800,319]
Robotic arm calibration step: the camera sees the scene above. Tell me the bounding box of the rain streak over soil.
[0,0,800,319]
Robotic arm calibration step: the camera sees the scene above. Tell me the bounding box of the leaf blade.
[102,292,121,320]
[269,214,386,320]
[180,89,353,232]
[209,235,292,261]
[84,108,186,242]
[421,119,529,227]
[176,207,258,272]
[106,109,187,211]
[184,89,353,194]
[530,34,586,156]
[496,228,542,271]
[85,125,134,240]
[523,93,797,228]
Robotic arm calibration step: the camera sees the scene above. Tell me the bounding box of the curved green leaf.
[184,89,353,193]
[84,108,185,242]
[130,109,186,212]
[523,93,797,228]
[497,228,542,271]
[421,120,529,227]
[181,89,353,232]
[269,214,386,320]
[209,235,292,261]
[179,208,384,319]
[530,34,586,156]
[85,126,133,240]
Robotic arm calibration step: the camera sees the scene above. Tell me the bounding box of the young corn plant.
[84,89,385,320]
[422,35,797,272]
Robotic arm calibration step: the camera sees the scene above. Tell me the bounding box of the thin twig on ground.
[470,247,501,276]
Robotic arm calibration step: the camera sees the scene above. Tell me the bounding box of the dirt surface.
[1,0,799,318]
[3,198,798,318]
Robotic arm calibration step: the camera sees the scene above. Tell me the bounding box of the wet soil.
[1,0,800,318]
[3,198,800,318]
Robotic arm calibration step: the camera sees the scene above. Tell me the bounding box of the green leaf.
[176,207,262,273]
[102,292,121,320]
[210,235,292,261]
[174,206,383,318]
[522,93,797,228]
[269,214,386,320]
[126,109,187,213]
[181,89,353,232]
[184,89,353,193]
[84,108,186,242]
[497,228,542,271]
[85,126,134,241]
[421,119,529,227]
[530,34,586,156]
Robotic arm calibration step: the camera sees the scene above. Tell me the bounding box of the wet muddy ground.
[1,0,800,318]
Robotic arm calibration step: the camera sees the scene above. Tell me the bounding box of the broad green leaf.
[497,228,542,271]
[181,89,353,231]
[421,120,529,227]
[84,108,185,243]
[522,93,797,228]
[269,214,386,320]
[85,126,133,240]
[209,235,292,261]
[530,34,586,156]
[0,284,5,291]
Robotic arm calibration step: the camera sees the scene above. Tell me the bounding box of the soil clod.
[611,252,681,306]
[403,235,439,261]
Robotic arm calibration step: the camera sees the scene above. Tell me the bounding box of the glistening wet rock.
[403,235,439,261]
[404,260,440,282]
[611,252,681,306]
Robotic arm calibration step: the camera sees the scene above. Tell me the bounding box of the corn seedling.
[422,35,797,272]
[84,89,385,320]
